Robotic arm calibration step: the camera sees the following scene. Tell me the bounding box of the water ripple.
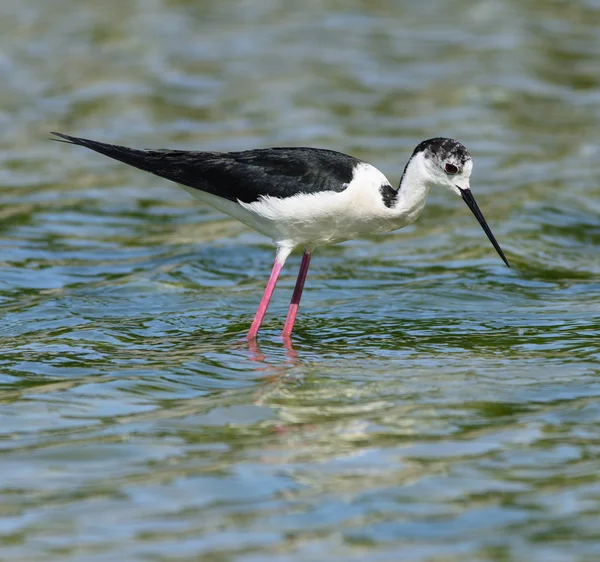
[1,0,600,560]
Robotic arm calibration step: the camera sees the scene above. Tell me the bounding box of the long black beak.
[458,187,510,268]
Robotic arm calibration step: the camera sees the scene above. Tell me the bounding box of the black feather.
[51,132,362,204]
[379,184,398,208]
[413,137,471,164]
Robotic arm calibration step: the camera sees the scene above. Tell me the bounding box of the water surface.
[1,1,600,560]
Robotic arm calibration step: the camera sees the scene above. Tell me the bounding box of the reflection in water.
[246,336,301,378]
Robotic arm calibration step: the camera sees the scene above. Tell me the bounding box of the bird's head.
[413,137,472,193]
[410,138,510,268]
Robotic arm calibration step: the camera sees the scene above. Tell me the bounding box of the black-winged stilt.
[51,133,510,340]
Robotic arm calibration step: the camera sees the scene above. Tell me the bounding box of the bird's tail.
[50,132,167,177]
[51,132,233,201]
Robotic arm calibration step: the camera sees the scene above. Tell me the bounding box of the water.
[1,0,600,560]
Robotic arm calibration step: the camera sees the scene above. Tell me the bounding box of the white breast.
[178,162,408,249]
[240,162,406,247]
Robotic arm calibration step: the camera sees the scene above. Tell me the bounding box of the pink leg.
[247,251,288,340]
[282,249,312,338]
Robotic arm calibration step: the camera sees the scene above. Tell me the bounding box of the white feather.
[179,162,426,253]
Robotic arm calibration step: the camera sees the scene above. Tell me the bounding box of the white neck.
[390,153,433,224]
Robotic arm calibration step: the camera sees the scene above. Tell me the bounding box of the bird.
[51,132,510,341]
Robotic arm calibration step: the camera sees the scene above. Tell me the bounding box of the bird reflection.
[246,336,301,382]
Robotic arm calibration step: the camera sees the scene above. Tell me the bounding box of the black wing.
[51,133,362,204]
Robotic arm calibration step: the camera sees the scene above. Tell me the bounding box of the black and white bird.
[51,132,509,340]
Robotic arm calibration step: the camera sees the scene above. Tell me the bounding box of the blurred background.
[1,0,600,560]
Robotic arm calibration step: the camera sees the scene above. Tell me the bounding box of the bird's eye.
[445,163,458,175]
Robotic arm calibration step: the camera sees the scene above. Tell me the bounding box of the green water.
[1,1,600,560]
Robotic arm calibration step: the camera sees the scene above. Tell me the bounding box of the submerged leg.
[247,246,292,340]
[282,248,312,339]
